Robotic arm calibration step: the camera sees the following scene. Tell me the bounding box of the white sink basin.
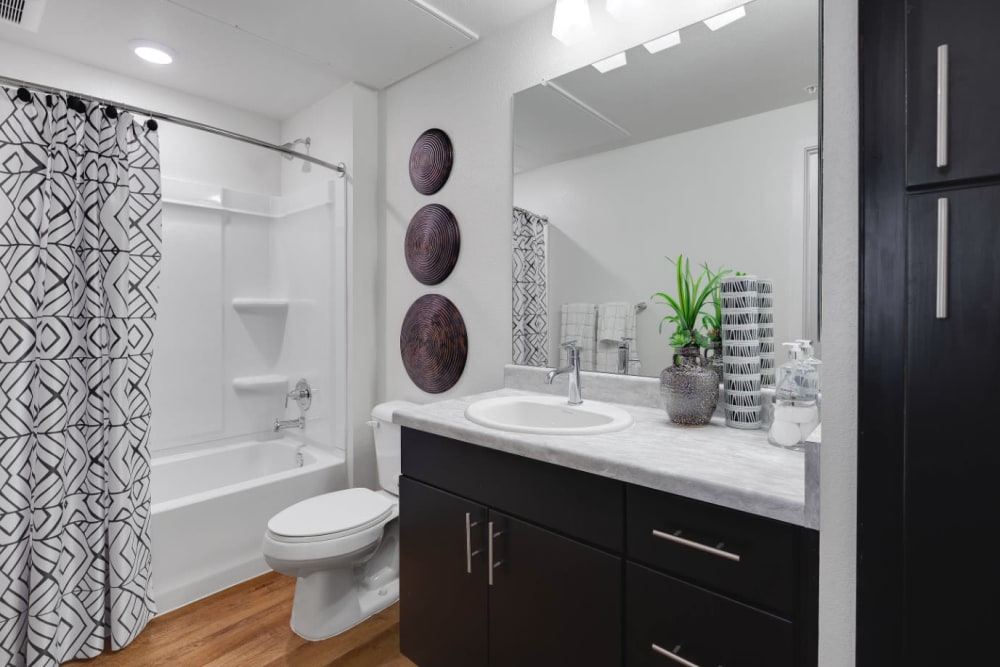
[464,395,634,435]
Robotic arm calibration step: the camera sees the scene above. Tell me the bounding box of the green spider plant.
[700,263,730,343]
[652,255,727,349]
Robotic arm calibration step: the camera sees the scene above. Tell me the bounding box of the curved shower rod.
[0,74,346,176]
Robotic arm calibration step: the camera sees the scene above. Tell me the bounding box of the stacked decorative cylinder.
[720,276,761,429]
[756,278,776,388]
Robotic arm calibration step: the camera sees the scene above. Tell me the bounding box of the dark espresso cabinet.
[906,0,1000,186]
[861,1,1000,663]
[399,427,818,667]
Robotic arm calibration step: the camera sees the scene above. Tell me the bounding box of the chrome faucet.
[546,341,583,405]
[273,378,312,432]
[617,337,633,375]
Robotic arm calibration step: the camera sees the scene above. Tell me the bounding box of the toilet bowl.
[261,400,414,640]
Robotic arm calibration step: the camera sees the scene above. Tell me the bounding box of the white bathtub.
[150,438,346,613]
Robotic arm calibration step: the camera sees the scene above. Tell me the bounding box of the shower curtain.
[512,207,548,366]
[0,86,160,666]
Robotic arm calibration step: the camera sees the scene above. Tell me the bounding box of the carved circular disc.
[405,204,460,285]
[400,295,468,394]
[409,128,453,195]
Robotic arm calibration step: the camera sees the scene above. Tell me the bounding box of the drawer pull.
[465,512,483,574]
[936,44,949,168]
[936,197,949,319]
[651,643,701,667]
[652,529,741,562]
[488,522,504,585]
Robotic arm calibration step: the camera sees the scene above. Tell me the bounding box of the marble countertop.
[393,388,817,529]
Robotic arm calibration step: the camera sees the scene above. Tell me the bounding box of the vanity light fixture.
[130,39,175,65]
[644,31,681,54]
[592,52,627,73]
[551,0,592,46]
[703,5,746,31]
[606,0,646,21]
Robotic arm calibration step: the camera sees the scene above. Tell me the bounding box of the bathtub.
[150,438,346,614]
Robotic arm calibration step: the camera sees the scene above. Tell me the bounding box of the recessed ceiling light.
[644,31,681,54]
[130,40,175,65]
[593,52,627,74]
[703,6,746,31]
[552,0,592,45]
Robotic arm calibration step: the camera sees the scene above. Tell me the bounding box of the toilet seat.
[267,488,395,544]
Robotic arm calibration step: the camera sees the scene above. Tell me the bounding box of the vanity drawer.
[627,484,797,616]
[402,427,624,552]
[626,562,795,667]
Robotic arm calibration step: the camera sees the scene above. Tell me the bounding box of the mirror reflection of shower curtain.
[512,207,548,366]
[0,86,159,665]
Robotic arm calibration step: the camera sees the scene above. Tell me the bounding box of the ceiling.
[513,0,819,173]
[0,0,554,119]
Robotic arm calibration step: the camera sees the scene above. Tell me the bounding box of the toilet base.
[289,567,400,641]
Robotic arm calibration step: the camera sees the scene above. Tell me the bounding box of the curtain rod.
[0,74,346,176]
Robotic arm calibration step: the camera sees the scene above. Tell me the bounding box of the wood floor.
[66,572,417,667]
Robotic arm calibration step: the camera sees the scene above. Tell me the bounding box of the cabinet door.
[626,563,795,667]
[907,0,1000,185]
[904,188,1000,662]
[399,477,488,667]
[488,510,622,667]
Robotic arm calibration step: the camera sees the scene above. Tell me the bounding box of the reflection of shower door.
[800,145,821,351]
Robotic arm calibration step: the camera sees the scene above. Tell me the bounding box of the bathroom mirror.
[511,0,819,377]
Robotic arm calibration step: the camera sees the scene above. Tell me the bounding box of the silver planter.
[660,346,720,426]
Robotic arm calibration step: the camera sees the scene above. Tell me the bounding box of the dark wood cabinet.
[861,1,1000,663]
[400,428,816,666]
[626,563,795,667]
[488,511,621,667]
[906,0,1000,186]
[398,477,488,667]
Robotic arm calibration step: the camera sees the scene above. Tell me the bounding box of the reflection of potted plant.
[651,256,725,425]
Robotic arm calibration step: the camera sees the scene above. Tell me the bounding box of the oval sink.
[464,395,634,435]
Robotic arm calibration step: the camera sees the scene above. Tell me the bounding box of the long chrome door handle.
[487,521,504,586]
[465,512,483,574]
[652,529,741,562]
[651,643,701,667]
[936,44,949,168]
[936,197,949,319]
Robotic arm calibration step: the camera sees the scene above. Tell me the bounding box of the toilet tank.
[370,401,416,495]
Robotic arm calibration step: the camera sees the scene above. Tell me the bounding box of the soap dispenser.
[768,343,820,450]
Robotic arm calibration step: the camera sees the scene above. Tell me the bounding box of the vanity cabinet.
[399,427,817,667]
[906,0,1000,186]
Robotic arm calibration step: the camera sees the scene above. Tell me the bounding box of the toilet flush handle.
[366,420,379,429]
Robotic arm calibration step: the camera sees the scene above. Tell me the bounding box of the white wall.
[379,0,750,403]
[819,0,858,664]
[515,101,818,374]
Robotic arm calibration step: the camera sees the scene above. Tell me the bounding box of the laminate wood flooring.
[66,572,417,667]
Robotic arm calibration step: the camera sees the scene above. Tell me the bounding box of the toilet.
[261,400,414,640]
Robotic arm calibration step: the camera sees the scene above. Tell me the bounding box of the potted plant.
[651,255,726,425]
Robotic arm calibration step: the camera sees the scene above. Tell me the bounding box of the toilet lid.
[267,488,394,540]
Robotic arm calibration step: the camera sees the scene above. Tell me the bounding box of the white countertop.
[393,388,817,529]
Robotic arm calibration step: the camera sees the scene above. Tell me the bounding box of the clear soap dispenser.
[768,343,820,450]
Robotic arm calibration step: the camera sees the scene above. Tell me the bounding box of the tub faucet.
[546,341,583,405]
[273,416,305,432]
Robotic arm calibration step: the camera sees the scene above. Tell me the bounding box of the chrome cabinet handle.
[936,44,949,168]
[936,198,949,319]
[487,521,504,586]
[651,643,701,667]
[652,529,741,563]
[465,512,482,574]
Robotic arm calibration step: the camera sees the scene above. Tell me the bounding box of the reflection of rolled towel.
[597,302,630,341]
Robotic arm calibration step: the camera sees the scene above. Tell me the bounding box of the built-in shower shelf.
[232,297,290,313]
[232,375,288,392]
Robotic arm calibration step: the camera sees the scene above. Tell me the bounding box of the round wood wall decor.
[405,204,461,285]
[400,294,468,393]
[409,128,453,195]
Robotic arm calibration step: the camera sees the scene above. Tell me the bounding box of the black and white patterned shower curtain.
[0,86,160,666]
[512,207,548,366]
